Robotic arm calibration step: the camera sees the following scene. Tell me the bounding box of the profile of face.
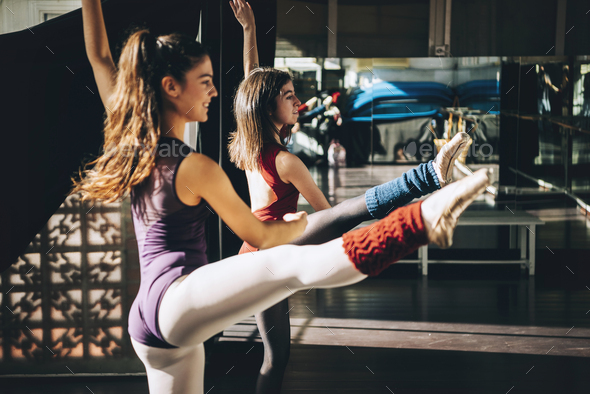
[270,80,301,128]
[161,56,218,123]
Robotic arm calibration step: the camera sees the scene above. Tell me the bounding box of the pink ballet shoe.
[421,168,490,248]
[432,132,471,187]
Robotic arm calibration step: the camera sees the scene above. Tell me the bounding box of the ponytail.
[71,30,208,203]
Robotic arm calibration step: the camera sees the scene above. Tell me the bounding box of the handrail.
[508,166,590,215]
[501,111,590,135]
[454,161,498,196]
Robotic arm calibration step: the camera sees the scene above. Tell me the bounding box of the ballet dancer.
[229,1,470,392]
[75,2,488,392]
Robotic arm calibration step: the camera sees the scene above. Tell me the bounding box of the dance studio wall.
[452,0,590,57]
[275,0,590,58]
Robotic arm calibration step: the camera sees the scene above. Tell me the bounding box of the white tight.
[132,238,366,394]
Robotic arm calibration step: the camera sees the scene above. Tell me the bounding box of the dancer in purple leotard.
[71,1,489,392]
[127,137,212,348]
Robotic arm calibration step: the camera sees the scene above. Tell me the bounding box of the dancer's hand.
[230,0,255,30]
[283,211,308,236]
[230,0,259,76]
[283,211,308,231]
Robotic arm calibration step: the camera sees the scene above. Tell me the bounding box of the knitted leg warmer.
[342,201,428,277]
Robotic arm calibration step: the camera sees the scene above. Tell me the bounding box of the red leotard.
[239,143,299,254]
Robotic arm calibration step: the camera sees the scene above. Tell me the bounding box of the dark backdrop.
[0,0,278,270]
[0,0,204,270]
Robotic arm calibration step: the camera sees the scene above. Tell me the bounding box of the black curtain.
[0,0,203,271]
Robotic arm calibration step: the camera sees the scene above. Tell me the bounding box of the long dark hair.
[71,30,208,202]
[228,67,293,171]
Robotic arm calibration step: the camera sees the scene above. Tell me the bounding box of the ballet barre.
[401,211,545,276]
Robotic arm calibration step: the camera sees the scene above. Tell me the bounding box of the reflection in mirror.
[502,56,590,214]
[275,56,501,191]
[572,59,590,201]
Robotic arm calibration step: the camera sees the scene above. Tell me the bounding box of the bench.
[399,211,545,276]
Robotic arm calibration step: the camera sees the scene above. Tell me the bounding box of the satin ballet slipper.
[432,132,471,187]
[421,168,490,248]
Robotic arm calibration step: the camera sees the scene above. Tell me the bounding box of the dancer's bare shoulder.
[175,152,218,205]
[275,150,302,185]
[275,150,331,211]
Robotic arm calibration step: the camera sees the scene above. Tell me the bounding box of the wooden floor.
[6,270,588,393]
[206,342,590,393]
[2,164,589,393]
[205,265,590,393]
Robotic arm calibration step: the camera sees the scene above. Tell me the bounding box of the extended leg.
[292,195,371,245]
[159,239,367,348]
[141,170,488,393]
[294,132,472,246]
[159,187,467,347]
[365,132,470,219]
[295,163,438,247]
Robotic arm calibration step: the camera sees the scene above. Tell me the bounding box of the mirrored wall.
[502,56,590,210]
[276,55,590,212]
[277,56,502,195]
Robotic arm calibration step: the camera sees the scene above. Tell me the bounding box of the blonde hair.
[228,67,293,171]
[71,30,208,202]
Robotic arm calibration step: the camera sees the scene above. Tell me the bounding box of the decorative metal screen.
[0,195,143,374]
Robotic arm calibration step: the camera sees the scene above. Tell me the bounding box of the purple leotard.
[128,137,211,349]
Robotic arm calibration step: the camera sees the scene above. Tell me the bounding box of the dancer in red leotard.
[238,142,299,254]
[230,2,472,392]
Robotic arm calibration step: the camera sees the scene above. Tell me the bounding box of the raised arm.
[177,153,307,250]
[276,151,332,212]
[82,0,116,107]
[230,0,259,77]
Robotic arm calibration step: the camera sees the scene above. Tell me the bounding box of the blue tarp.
[455,79,500,114]
[343,80,502,121]
[345,81,454,122]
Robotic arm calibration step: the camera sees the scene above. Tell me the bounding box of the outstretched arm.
[177,153,308,250]
[82,0,116,107]
[230,0,259,77]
